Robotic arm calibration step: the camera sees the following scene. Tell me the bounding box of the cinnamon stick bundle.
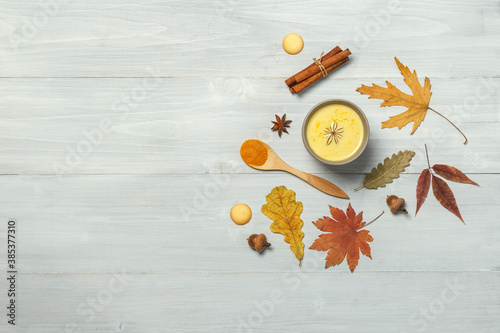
[285,46,351,94]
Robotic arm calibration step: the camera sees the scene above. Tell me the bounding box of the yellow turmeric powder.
[240,140,268,166]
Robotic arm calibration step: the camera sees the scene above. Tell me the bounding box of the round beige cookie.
[282,33,304,55]
[230,203,252,225]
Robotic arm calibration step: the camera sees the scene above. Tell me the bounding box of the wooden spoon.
[240,140,349,199]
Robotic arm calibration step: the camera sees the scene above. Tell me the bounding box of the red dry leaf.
[416,145,478,223]
[310,203,373,273]
[432,176,464,224]
[432,164,479,186]
[416,169,431,216]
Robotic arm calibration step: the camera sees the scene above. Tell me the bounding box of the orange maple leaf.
[310,203,378,273]
[356,57,467,144]
[357,57,431,134]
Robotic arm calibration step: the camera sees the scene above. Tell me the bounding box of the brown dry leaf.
[432,164,479,186]
[415,169,431,216]
[310,203,381,273]
[415,145,478,223]
[357,58,467,144]
[261,186,304,264]
[432,176,464,224]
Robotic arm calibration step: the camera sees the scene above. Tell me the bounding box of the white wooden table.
[1,1,499,332]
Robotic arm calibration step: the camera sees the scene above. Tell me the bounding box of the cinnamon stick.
[292,48,351,84]
[290,57,350,94]
[285,46,342,87]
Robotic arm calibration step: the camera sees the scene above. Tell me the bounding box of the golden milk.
[305,103,365,163]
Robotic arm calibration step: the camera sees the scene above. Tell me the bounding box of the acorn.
[386,195,408,214]
[248,234,271,253]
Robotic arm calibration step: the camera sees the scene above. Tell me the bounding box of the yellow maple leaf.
[261,186,304,264]
[357,57,467,144]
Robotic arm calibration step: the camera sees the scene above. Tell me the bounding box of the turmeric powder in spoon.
[239,139,349,198]
[240,139,268,166]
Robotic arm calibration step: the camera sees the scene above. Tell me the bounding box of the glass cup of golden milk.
[302,99,370,165]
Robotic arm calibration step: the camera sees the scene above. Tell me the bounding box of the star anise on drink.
[323,121,344,145]
[271,114,292,137]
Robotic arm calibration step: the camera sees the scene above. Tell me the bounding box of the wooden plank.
[0,0,498,78]
[0,78,498,175]
[1,271,498,332]
[0,173,494,273]
[0,1,498,332]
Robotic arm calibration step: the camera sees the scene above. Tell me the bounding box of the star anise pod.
[271,114,292,138]
[323,121,344,145]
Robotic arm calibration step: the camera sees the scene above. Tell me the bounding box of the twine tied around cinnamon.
[313,51,328,77]
[285,47,351,94]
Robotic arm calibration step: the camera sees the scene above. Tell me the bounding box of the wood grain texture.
[0,78,498,175]
[0,0,499,332]
[1,272,498,332]
[0,173,494,273]
[0,0,499,78]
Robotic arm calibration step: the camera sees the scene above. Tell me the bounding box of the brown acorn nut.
[248,234,271,253]
[386,195,408,214]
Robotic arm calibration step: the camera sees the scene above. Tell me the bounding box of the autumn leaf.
[415,145,478,223]
[415,169,431,216]
[432,176,464,224]
[355,150,415,190]
[357,58,431,134]
[356,57,467,144]
[432,164,479,186]
[310,203,383,273]
[261,186,304,264]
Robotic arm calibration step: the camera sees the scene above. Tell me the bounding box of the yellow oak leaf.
[261,186,304,264]
[356,58,467,144]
